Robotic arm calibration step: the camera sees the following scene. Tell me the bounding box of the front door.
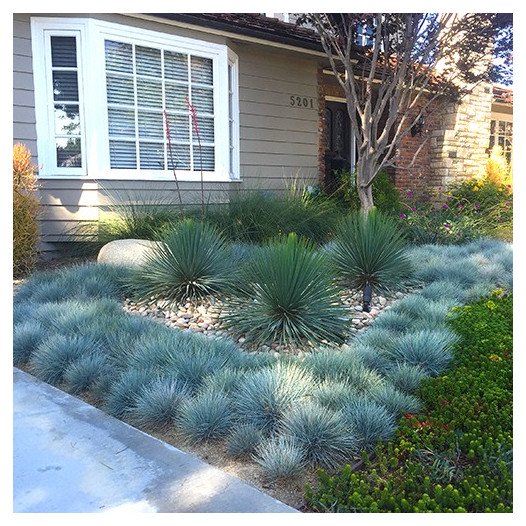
[324,101,354,192]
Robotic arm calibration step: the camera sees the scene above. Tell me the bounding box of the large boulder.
[97,239,162,268]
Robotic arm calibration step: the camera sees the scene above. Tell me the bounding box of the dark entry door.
[325,101,353,191]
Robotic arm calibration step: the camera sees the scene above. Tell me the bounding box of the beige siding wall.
[13,14,37,158]
[13,14,320,244]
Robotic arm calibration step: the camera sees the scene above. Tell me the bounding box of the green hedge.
[305,290,513,512]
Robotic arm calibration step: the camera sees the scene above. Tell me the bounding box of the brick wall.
[317,73,493,194]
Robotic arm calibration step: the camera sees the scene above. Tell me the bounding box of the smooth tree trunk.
[356,157,376,212]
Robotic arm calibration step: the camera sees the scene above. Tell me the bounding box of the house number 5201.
[290,96,315,108]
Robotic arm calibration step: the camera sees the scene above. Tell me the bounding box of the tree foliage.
[298,13,513,210]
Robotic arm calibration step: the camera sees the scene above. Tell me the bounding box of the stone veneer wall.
[428,83,493,187]
[317,71,493,193]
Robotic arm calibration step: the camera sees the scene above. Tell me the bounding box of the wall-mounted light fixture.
[411,115,426,137]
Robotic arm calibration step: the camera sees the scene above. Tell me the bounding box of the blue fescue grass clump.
[419,280,466,303]
[254,435,306,480]
[351,344,392,373]
[178,390,234,442]
[341,396,396,450]
[63,353,109,394]
[354,327,399,353]
[103,368,156,418]
[201,368,244,394]
[369,383,422,417]
[385,329,458,376]
[14,263,126,305]
[13,321,46,366]
[29,334,101,385]
[302,348,383,390]
[226,424,264,457]
[372,310,414,333]
[233,363,315,432]
[130,377,191,428]
[312,380,359,411]
[385,363,430,393]
[282,402,357,469]
[167,338,243,391]
[13,302,35,326]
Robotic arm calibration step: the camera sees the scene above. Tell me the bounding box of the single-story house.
[13,13,512,251]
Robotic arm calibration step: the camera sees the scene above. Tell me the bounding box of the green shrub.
[222,234,348,347]
[125,219,232,307]
[399,178,512,244]
[305,291,513,513]
[13,143,40,277]
[333,169,402,215]
[331,211,411,295]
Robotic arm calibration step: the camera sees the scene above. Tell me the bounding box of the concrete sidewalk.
[13,368,299,513]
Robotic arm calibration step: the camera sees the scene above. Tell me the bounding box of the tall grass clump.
[29,334,101,385]
[341,396,396,450]
[223,234,348,347]
[233,363,315,432]
[13,143,39,277]
[205,186,342,244]
[254,435,306,480]
[282,402,357,469]
[178,390,234,442]
[125,219,232,307]
[96,188,182,243]
[331,211,411,299]
[386,329,458,376]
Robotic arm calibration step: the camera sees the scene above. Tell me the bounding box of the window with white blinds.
[31,18,239,180]
[105,39,215,172]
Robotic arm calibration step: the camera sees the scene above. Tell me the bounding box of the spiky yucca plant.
[126,219,231,307]
[223,234,348,346]
[332,212,411,310]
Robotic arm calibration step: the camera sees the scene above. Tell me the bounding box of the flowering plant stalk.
[163,110,185,216]
[186,97,205,219]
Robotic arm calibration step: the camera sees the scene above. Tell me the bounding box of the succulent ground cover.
[305,290,512,512]
[13,238,512,509]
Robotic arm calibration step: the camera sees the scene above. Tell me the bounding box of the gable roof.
[148,13,323,52]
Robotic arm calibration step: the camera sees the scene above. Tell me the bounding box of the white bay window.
[31,18,239,181]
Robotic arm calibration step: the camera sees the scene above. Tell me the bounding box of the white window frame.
[31,19,89,176]
[227,49,240,180]
[31,17,240,182]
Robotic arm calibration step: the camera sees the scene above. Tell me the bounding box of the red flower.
[186,96,200,138]
[163,110,172,142]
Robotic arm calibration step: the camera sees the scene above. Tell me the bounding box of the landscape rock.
[97,239,163,268]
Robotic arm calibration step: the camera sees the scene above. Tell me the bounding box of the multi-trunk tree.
[299,13,512,210]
